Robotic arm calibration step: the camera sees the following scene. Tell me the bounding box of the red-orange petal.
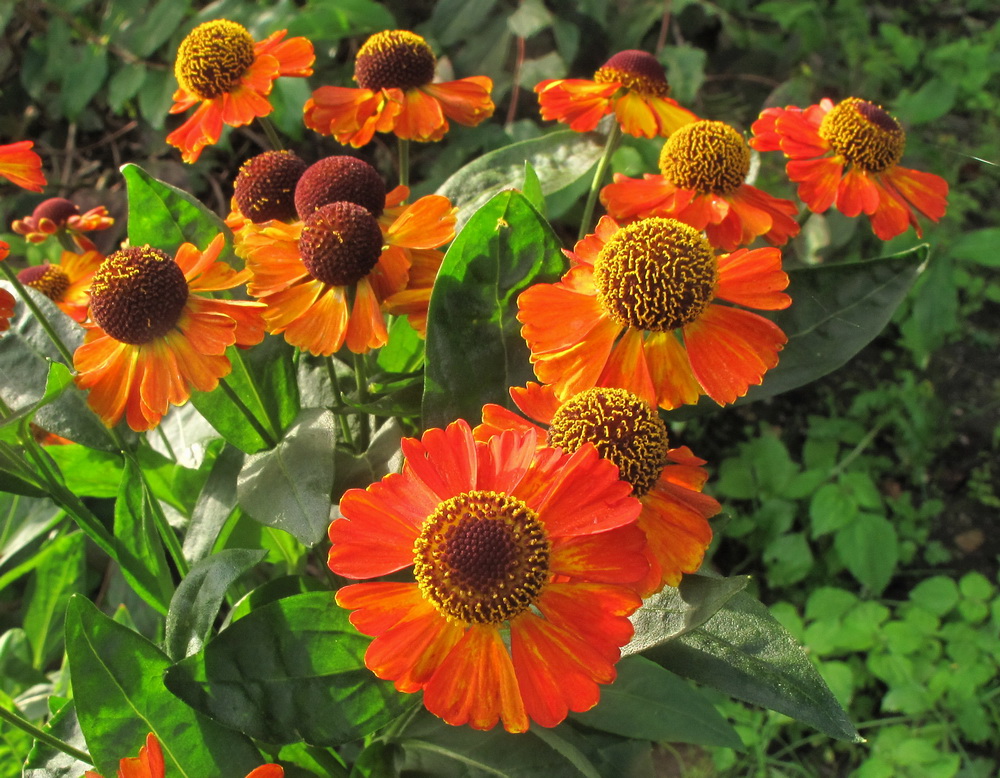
[715,247,791,310]
[0,140,46,192]
[535,79,618,132]
[422,77,495,127]
[642,330,703,410]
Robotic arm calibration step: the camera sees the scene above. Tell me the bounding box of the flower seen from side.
[304,29,494,147]
[74,234,266,431]
[17,248,103,322]
[0,140,46,192]
[535,49,698,139]
[328,419,647,732]
[518,216,791,409]
[750,97,948,239]
[601,119,800,251]
[476,383,719,595]
[168,19,315,163]
[12,197,114,252]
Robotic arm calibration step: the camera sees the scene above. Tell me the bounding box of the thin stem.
[353,352,370,452]
[0,262,75,364]
[155,425,177,462]
[326,356,356,450]
[217,378,278,449]
[0,699,93,765]
[397,137,410,192]
[258,116,284,151]
[578,122,623,241]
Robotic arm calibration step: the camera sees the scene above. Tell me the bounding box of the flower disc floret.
[175,20,256,100]
[413,490,551,626]
[594,218,717,332]
[593,50,669,98]
[295,156,386,219]
[298,202,384,286]
[234,150,307,223]
[18,264,71,301]
[818,97,905,173]
[659,120,751,195]
[355,30,437,90]
[548,388,669,498]
[89,247,188,345]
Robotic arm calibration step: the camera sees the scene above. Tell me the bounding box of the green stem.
[398,137,410,192]
[353,352,370,452]
[0,262,75,365]
[217,378,278,449]
[0,699,92,765]
[578,122,623,241]
[258,116,284,151]
[326,356,356,450]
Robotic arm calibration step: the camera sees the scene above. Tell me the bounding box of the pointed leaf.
[23,532,86,668]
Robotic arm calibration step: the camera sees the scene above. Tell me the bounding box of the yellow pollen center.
[354,30,436,91]
[548,388,669,498]
[413,490,550,626]
[593,50,669,98]
[594,217,717,332]
[175,20,255,100]
[659,120,751,194]
[18,264,71,302]
[819,97,905,173]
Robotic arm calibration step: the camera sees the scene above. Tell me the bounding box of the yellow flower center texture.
[414,490,551,626]
[819,97,905,173]
[297,202,384,287]
[354,30,436,91]
[548,388,669,498]
[659,120,751,195]
[175,20,256,100]
[594,217,717,332]
[593,50,670,98]
[18,264,71,302]
[89,247,189,345]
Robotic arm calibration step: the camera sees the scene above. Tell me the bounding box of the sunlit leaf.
[23,532,86,669]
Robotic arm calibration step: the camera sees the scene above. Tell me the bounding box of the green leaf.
[65,596,263,777]
[834,513,898,595]
[236,408,335,546]
[0,494,64,578]
[61,43,107,119]
[164,548,266,661]
[642,591,861,742]
[182,444,244,563]
[573,655,742,749]
[423,191,565,428]
[809,482,858,537]
[521,162,546,215]
[165,591,406,746]
[245,334,301,432]
[284,0,395,41]
[23,532,86,669]
[44,445,123,498]
[113,0,190,57]
[23,699,91,778]
[948,227,1000,268]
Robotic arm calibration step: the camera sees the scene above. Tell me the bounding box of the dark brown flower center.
[89,246,189,344]
[548,388,669,498]
[593,49,670,98]
[18,264,71,302]
[819,97,905,173]
[175,20,255,100]
[413,490,550,625]
[32,198,80,227]
[354,29,436,91]
[234,150,307,223]
[594,217,717,332]
[294,156,386,220]
[298,202,384,287]
[659,120,751,195]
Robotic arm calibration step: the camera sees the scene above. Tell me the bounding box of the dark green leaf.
[114,0,190,57]
[284,0,395,41]
[376,316,424,374]
[23,532,86,669]
[423,191,565,428]
[948,227,1000,268]
[23,699,91,778]
[182,444,244,563]
[61,43,107,119]
[245,332,301,432]
[107,62,147,113]
[226,575,329,625]
[165,591,406,746]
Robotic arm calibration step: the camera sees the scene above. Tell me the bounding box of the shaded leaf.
[182,444,244,563]
[23,699,91,778]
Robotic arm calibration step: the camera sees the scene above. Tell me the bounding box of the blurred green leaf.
[948,228,1000,268]
[107,63,147,113]
[834,513,898,595]
[113,0,190,58]
[23,532,86,669]
[521,162,545,215]
[285,0,395,41]
[61,43,107,120]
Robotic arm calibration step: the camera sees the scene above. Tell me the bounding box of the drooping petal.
[0,140,46,192]
[642,331,702,410]
[535,78,618,132]
[786,156,844,213]
[715,247,791,310]
[422,77,495,127]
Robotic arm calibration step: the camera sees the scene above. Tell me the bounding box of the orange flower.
[329,419,646,732]
[0,140,46,192]
[74,234,266,431]
[750,97,948,240]
[17,248,103,322]
[304,30,494,146]
[535,50,697,139]
[476,384,719,595]
[0,287,14,334]
[518,216,791,409]
[84,732,284,778]
[12,197,113,252]
[601,120,800,251]
[167,20,314,163]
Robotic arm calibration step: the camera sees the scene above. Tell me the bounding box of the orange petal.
[399,419,478,501]
[787,156,843,213]
[393,88,447,142]
[550,523,648,584]
[837,167,880,217]
[166,100,225,164]
[509,381,560,425]
[885,165,948,221]
[601,174,684,222]
[344,278,389,353]
[642,331,703,410]
[535,79,617,132]
[422,77,495,127]
[715,247,791,310]
[0,140,46,192]
[244,766,284,778]
[386,195,456,249]
[534,582,641,662]
[335,582,426,634]
[595,326,658,408]
[280,285,350,356]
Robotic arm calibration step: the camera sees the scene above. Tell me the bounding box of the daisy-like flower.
[535,49,698,139]
[0,140,46,192]
[84,732,284,778]
[518,216,791,409]
[167,19,314,163]
[329,419,647,732]
[601,120,800,251]
[74,234,266,431]
[304,29,494,147]
[476,384,720,596]
[12,197,114,252]
[750,97,948,240]
[0,287,14,334]
[17,249,103,322]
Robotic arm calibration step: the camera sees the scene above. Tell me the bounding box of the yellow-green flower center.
[594,217,717,332]
[818,97,905,173]
[175,20,255,100]
[659,120,751,195]
[298,202,384,287]
[234,150,307,224]
[548,388,669,498]
[17,264,71,302]
[89,247,189,345]
[413,490,550,626]
[354,30,436,91]
[593,49,670,98]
